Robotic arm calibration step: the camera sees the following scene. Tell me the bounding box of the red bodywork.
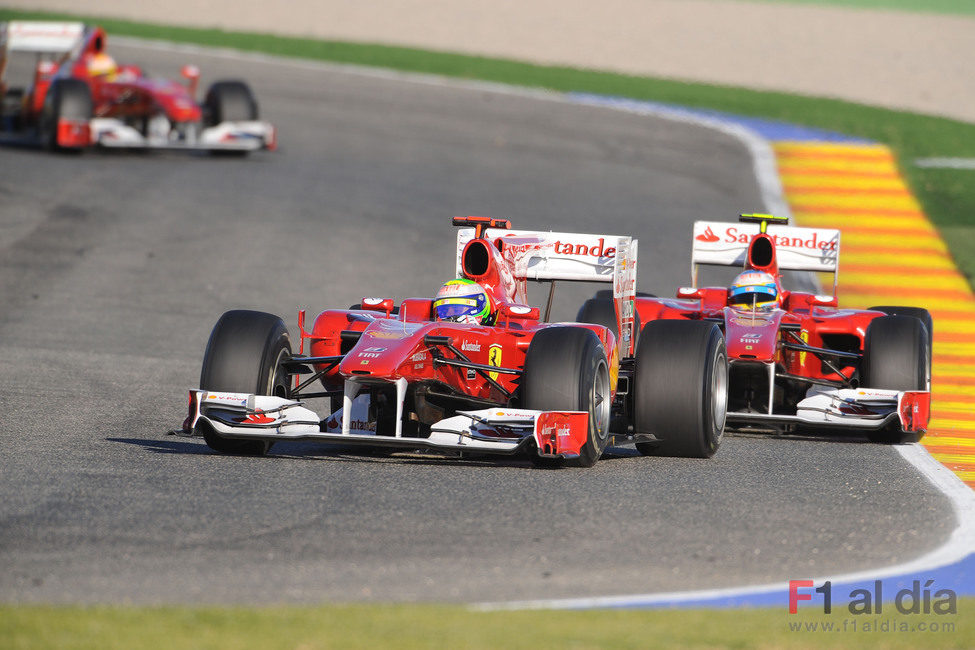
[301,219,619,411]
[636,225,893,419]
[21,26,200,129]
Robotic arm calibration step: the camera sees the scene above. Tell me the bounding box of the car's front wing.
[184,390,589,459]
[726,387,930,433]
[89,118,276,151]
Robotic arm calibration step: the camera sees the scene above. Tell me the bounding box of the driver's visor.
[729,283,777,305]
[434,297,480,319]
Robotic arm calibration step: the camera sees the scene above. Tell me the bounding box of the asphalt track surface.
[0,43,956,604]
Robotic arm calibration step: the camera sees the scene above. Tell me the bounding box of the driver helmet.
[433,278,493,325]
[87,52,118,80]
[729,270,779,310]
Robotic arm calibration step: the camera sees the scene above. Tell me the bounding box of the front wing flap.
[185,390,589,458]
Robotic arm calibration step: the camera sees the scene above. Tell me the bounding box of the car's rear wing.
[456,227,635,282]
[456,222,638,355]
[0,21,85,54]
[691,219,841,295]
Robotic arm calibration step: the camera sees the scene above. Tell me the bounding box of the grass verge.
[1,8,974,285]
[1,600,973,649]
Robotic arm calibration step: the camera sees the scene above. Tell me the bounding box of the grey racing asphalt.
[0,43,955,604]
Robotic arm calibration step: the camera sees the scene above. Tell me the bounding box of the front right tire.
[199,309,292,455]
[521,326,611,468]
[860,315,928,444]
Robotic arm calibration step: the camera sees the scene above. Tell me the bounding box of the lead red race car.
[0,21,275,152]
[577,213,931,444]
[181,217,728,467]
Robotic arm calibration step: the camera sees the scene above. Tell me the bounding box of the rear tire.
[199,310,292,455]
[861,315,928,444]
[522,327,611,468]
[633,321,727,458]
[38,79,92,151]
[575,296,641,358]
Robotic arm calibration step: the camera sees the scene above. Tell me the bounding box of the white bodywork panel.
[456,227,636,283]
[727,386,930,432]
[90,117,275,151]
[1,21,84,54]
[691,221,840,273]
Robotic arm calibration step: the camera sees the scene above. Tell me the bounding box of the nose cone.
[724,307,784,362]
[338,320,429,380]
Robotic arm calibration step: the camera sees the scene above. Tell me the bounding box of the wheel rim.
[590,358,611,442]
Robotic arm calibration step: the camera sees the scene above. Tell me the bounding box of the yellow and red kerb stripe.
[774,142,975,488]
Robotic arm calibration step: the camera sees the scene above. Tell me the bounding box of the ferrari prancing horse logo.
[488,344,503,381]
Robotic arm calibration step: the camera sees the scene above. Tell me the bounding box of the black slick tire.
[633,320,727,458]
[203,80,258,157]
[860,315,928,444]
[522,327,611,468]
[868,306,932,388]
[199,309,292,455]
[204,80,259,124]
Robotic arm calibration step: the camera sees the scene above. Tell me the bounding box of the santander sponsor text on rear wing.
[456,223,639,356]
[0,21,84,54]
[691,220,841,296]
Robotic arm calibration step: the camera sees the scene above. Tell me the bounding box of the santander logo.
[553,237,616,258]
[696,226,720,243]
[698,225,838,252]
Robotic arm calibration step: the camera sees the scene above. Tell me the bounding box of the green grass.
[2,7,974,284]
[753,0,975,15]
[2,601,973,649]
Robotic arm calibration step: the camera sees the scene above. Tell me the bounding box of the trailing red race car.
[579,213,931,444]
[182,217,728,467]
[0,21,275,152]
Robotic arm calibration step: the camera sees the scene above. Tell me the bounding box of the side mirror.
[498,303,540,321]
[181,64,200,98]
[360,297,395,315]
[676,287,704,300]
[810,294,837,307]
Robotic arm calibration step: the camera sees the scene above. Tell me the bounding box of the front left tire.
[38,78,92,151]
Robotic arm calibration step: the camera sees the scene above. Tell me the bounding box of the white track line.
[115,35,975,609]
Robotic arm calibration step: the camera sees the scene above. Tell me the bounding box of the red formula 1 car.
[182,217,728,467]
[578,213,931,444]
[0,21,275,152]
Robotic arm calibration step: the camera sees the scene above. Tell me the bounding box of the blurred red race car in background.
[578,213,931,444]
[0,21,275,153]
